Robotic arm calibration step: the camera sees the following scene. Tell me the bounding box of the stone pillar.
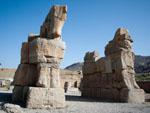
[82,28,145,103]
[12,5,67,108]
[105,28,145,103]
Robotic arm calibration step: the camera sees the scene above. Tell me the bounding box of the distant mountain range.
[65,55,150,73]
[135,55,150,73]
[65,62,83,71]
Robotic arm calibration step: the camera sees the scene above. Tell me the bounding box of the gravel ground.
[0,91,150,113]
[23,96,150,113]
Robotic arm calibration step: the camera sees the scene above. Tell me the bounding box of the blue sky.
[0,0,150,68]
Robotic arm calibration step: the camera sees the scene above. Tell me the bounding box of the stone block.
[86,88,91,96]
[99,88,120,101]
[105,74,113,88]
[101,88,114,101]
[120,88,145,103]
[26,87,65,108]
[13,64,37,86]
[96,57,112,73]
[36,63,61,88]
[96,88,101,98]
[28,33,39,42]
[29,38,66,63]
[36,64,51,87]
[46,57,62,64]
[104,57,112,73]
[82,88,91,97]
[84,51,100,62]
[13,64,28,86]
[50,67,61,88]
[21,42,29,63]
[40,5,67,39]
[121,51,134,69]
[82,62,97,75]
[111,88,120,101]
[100,74,107,88]
[110,56,122,71]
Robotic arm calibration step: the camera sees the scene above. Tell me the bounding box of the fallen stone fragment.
[2,103,23,113]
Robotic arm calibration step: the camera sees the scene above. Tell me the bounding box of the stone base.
[120,88,145,103]
[26,87,65,108]
[82,88,145,103]
[82,88,120,102]
[12,86,65,108]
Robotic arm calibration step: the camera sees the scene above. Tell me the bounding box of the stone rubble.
[12,5,67,108]
[82,28,145,103]
[2,103,23,113]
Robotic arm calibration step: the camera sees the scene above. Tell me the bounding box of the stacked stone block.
[82,28,145,103]
[12,5,67,108]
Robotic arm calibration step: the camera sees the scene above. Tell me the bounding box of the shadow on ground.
[0,92,12,103]
[0,92,116,103]
[0,92,26,107]
[0,91,149,104]
[66,94,150,102]
[65,95,117,103]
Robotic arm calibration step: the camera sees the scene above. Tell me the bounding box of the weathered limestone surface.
[28,33,39,42]
[40,5,67,39]
[29,38,65,64]
[13,64,37,86]
[82,28,145,103]
[21,42,29,64]
[36,63,61,88]
[2,103,23,113]
[12,5,67,108]
[82,51,100,75]
[26,87,65,108]
[120,88,145,103]
[12,86,65,108]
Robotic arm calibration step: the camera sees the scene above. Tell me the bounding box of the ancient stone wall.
[0,68,15,80]
[60,69,82,89]
[82,28,145,103]
[12,5,67,108]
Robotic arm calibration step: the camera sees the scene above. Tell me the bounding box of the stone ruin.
[12,5,67,108]
[82,28,145,103]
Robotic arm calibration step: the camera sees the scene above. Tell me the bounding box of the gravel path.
[22,96,150,113]
[0,91,150,113]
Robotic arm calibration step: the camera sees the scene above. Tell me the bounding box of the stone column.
[12,5,67,108]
